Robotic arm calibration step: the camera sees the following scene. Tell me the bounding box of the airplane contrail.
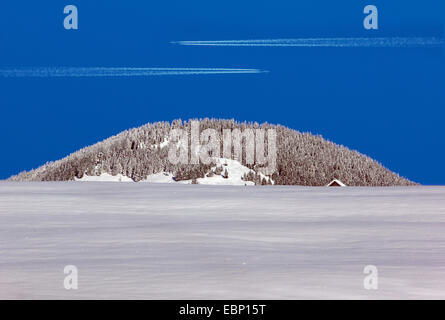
[174,37,444,47]
[0,67,267,78]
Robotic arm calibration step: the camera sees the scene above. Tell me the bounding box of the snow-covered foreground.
[0,182,445,299]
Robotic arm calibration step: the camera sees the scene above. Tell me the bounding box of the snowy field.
[1,182,445,299]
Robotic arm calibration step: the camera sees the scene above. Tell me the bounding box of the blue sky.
[0,1,443,184]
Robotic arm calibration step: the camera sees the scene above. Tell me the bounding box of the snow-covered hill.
[8,119,415,186]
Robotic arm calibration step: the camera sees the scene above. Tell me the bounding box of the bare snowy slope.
[75,158,272,185]
[0,182,444,299]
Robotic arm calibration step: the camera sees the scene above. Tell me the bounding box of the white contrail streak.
[0,67,267,78]
[174,37,444,47]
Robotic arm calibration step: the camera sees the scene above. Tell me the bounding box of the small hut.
[326,179,346,187]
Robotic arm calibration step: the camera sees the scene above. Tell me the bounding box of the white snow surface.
[75,173,133,182]
[142,172,176,183]
[1,182,445,299]
[326,179,347,187]
[195,158,257,186]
